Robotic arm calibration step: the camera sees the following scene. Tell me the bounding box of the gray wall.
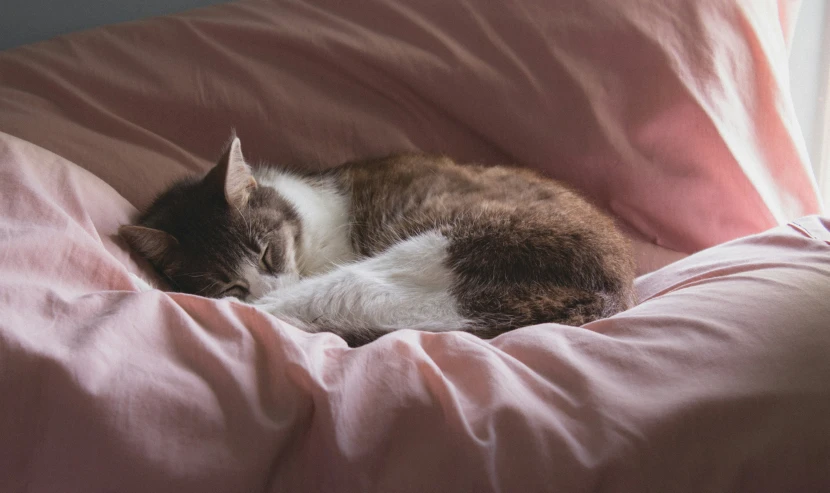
[0,0,227,51]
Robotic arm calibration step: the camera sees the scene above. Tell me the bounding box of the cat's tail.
[467,284,635,339]
[554,288,634,326]
[544,285,636,327]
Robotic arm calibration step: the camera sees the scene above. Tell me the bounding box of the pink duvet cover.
[1,130,829,491]
[1,0,829,491]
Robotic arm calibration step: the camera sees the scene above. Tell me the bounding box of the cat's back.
[336,152,586,215]
[335,152,621,246]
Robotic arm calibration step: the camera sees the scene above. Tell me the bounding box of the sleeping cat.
[120,136,635,346]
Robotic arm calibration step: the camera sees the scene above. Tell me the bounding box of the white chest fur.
[254,168,356,277]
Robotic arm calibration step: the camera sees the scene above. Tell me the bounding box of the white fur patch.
[253,168,355,276]
[252,231,470,336]
[129,272,155,292]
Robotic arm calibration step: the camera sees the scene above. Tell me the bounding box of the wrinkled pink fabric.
[1,0,829,491]
[0,0,821,277]
[1,131,829,491]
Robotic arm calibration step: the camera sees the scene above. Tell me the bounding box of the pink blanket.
[1,0,828,491]
[1,130,829,491]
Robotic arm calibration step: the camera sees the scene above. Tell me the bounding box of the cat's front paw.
[250,292,284,311]
[250,294,315,332]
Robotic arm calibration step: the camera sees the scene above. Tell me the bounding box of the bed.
[1,0,828,491]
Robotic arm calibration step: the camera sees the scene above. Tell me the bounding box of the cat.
[120,136,635,346]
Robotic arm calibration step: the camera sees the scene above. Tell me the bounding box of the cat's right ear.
[206,136,257,210]
[119,225,179,266]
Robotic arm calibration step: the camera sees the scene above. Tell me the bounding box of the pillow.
[0,0,821,277]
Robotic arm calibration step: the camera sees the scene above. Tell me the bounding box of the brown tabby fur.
[329,154,635,339]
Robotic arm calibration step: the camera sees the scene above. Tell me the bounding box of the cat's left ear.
[119,225,179,266]
[206,136,257,209]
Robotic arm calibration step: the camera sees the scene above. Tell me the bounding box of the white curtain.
[790,0,830,211]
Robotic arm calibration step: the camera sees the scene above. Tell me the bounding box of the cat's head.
[120,137,301,301]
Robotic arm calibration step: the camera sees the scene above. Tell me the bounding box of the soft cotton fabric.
[1,130,829,492]
[1,0,828,491]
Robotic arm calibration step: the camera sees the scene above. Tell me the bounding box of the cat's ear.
[207,136,257,209]
[119,225,179,265]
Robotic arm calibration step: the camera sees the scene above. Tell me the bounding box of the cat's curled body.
[121,137,635,346]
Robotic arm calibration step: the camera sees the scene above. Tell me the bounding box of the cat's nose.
[274,272,300,290]
[248,277,271,299]
[245,270,301,301]
[242,263,279,299]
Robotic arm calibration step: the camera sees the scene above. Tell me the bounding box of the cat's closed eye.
[220,284,250,299]
[259,244,275,273]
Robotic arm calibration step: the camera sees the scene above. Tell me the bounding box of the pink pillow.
[0,0,821,276]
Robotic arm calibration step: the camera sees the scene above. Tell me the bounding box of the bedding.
[0,0,828,491]
[1,130,829,491]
